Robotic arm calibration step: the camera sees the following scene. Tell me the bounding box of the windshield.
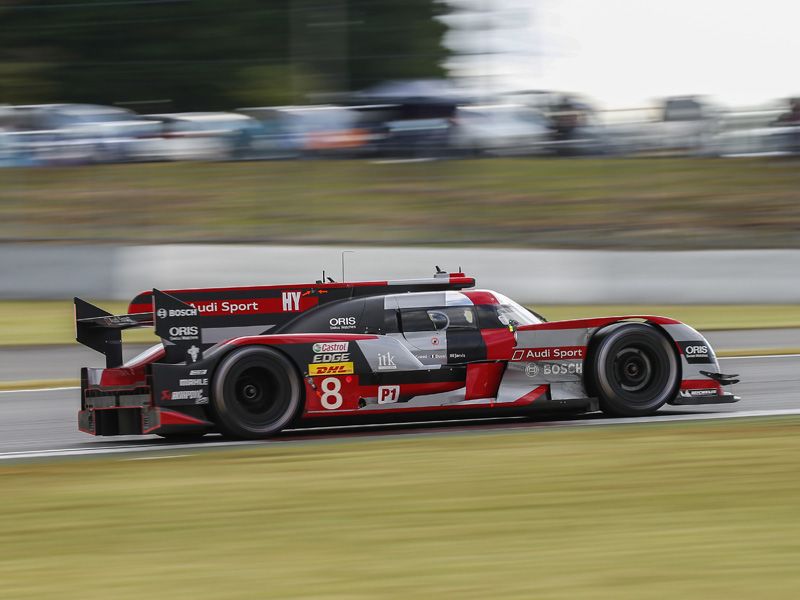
[492,293,543,326]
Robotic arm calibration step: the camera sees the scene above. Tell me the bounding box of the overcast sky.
[444,0,799,109]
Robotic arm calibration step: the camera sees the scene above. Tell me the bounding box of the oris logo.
[679,341,713,364]
[684,345,709,355]
[329,316,357,329]
[169,326,199,338]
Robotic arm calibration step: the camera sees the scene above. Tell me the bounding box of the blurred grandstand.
[1,89,798,166]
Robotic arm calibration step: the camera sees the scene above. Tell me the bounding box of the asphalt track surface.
[2,328,798,384]
[0,354,798,461]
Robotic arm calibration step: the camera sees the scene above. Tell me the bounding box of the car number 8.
[320,377,343,409]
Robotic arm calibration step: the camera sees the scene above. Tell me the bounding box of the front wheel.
[211,347,302,439]
[589,323,680,417]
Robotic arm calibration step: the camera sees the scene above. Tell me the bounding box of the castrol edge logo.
[511,346,585,362]
[313,342,349,353]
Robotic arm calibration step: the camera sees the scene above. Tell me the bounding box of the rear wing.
[75,290,202,367]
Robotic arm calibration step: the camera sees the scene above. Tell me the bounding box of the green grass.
[538,304,800,331]
[2,418,800,599]
[2,301,798,347]
[2,158,799,248]
[0,301,158,346]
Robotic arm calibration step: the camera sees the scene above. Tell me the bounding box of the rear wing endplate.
[75,290,203,368]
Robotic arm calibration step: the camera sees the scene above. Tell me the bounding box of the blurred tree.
[0,0,449,110]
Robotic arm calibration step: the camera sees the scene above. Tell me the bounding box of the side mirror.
[508,319,519,344]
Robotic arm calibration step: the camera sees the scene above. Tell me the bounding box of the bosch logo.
[525,363,539,377]
[158,307,198,318]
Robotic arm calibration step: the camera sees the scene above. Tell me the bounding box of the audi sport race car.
[74,270,739,440]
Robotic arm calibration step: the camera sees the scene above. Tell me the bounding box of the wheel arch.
[583,319,682,399]
[209,342,308,429]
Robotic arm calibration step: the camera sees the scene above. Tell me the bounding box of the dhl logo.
[308,362,354,376]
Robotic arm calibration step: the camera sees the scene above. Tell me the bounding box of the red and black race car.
[75,270,739,440]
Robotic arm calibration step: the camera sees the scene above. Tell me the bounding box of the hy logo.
[156,308,167,319]
[282,291,301,312]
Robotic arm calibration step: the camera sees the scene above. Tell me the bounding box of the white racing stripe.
[2,409,800,462]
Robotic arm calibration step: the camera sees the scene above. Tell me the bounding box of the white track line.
[0,386,79,395]
[721,354,800,360]
[2,409,800,462]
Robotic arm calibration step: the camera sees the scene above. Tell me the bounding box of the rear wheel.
[212,347,302,439]
[589,323,680,417]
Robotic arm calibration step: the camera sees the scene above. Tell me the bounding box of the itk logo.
[377,352,396,370]
[377,385,400,404]
[282,291,301,312]
[156,308,167,319]
[187,345,200,362]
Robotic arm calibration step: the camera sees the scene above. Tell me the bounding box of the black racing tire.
[211,347,302,439]
[588,323,680,417]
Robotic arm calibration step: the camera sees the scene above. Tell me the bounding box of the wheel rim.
[230,365,287,427]
[613,347,654,392]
